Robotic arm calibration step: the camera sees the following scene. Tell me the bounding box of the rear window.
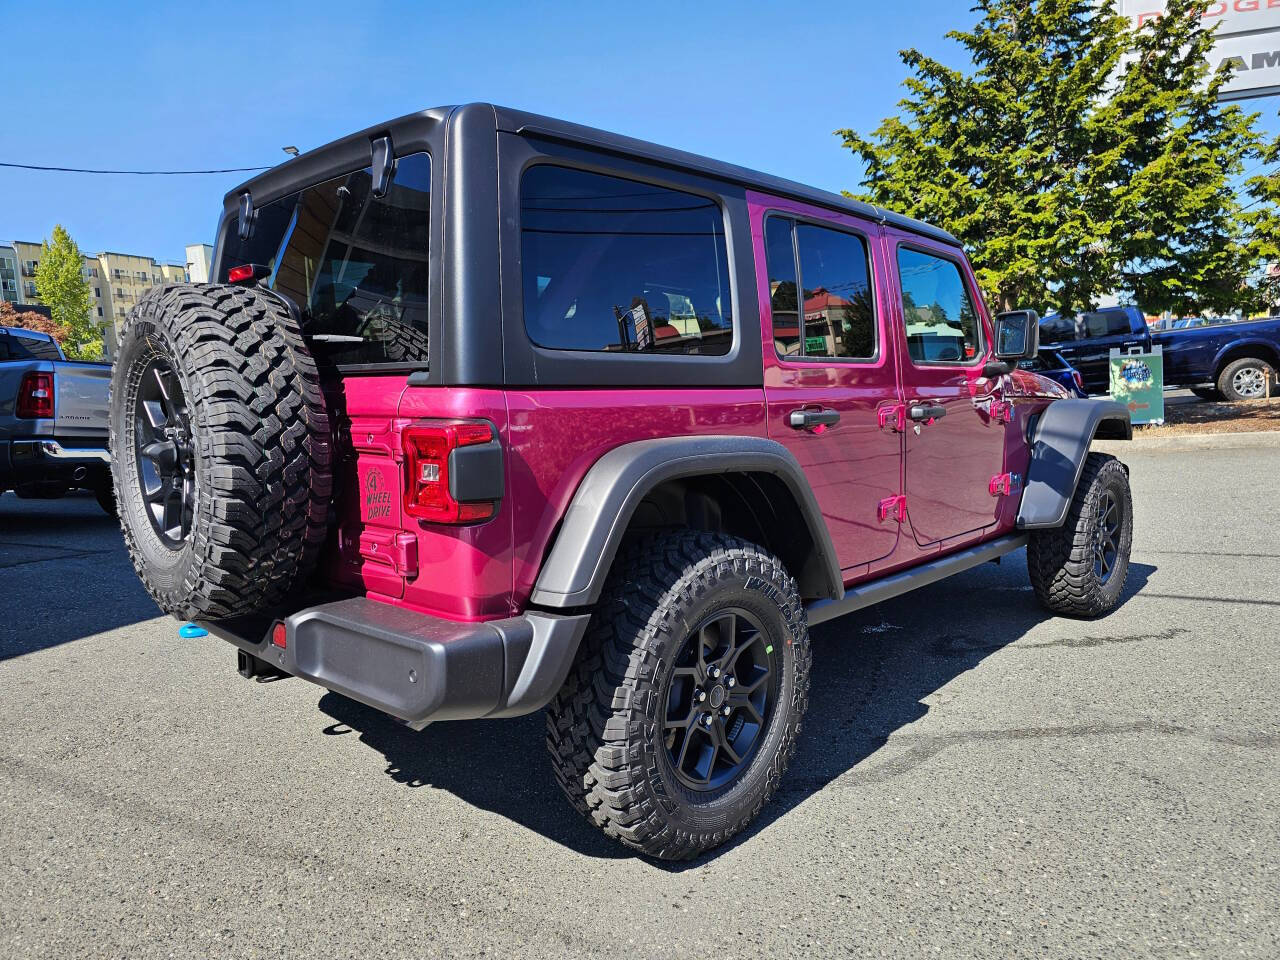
[520,165,733,355]
[4,332,62,361]
[1039,314,1077,345]
[1083,310,1133,338]
[218,152,431,367]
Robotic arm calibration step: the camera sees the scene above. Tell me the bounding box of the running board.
[805,534,1029,626]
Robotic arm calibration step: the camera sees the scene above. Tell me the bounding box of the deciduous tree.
[34,225,98,359]
[0,301,70,343]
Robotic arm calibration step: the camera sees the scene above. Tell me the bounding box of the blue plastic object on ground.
[179,622,209,639]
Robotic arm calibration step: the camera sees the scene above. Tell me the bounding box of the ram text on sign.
[1119,0,1280,100]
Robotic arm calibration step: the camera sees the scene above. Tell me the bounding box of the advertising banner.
[1110,344,1166,426]
[1118,1,1280,100]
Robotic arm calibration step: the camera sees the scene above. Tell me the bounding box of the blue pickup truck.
[1039,306,1280,401]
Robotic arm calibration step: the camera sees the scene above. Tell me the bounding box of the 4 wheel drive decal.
[364,468,392,521]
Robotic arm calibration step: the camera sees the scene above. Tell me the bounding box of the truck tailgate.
[52,362,111,440]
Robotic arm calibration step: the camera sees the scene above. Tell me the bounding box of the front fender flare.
[529,435,843,608]
[1017,399,1131,530]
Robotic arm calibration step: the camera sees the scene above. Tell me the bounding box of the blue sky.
[2,0,1275,262]
[0,0,969,260]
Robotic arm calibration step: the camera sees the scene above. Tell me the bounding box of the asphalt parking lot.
[2,435,1278,960]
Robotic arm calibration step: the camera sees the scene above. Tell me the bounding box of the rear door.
[751,194,903,573]
[890,237,1008,547]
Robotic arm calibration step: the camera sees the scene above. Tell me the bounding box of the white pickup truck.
[0,325,113,512]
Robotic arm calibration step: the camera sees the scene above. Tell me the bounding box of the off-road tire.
[1217,357,1275,402]
[109,283,331,620]
[1028,453,1132,618]
[545,532,810,860]
[93,479,117,517]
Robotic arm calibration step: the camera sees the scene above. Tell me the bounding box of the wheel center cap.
[708,685,726,708]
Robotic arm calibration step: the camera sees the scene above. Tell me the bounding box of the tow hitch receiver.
[237,649,291,682]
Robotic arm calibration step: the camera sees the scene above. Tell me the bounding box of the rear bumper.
[0,437,111,488]
[201,596,591,728]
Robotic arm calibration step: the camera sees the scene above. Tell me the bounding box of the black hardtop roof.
[224,103,960,248]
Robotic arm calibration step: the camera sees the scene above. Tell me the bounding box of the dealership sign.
[1120,1,1280,99]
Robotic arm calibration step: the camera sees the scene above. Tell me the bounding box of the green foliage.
[34,225,97,359]
[838,0,1280,316]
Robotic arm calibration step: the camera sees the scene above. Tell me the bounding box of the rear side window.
[764,217,876,361]
[520,165,733,355]
[6,332,61,361]
[218,152,431,366]
[1039,315,1078,345]
[897,247,981,365]
[1083,310,1132,338]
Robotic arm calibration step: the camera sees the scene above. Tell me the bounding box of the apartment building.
[185,243,213,283]
[0,244,19,305]
[5,240,190,357]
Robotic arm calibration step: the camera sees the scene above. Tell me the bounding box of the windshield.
[217,152,431,367]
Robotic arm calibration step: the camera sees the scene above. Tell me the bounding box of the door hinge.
[877,403,906,432]
[989,472,1022,497]
[991,399,1014,424]
[878,494,907,523]
[360,530,419,578]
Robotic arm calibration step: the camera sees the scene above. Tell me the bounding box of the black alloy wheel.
[663,607,778,791]
[133,358,195,545]
[1093,489,1121,585]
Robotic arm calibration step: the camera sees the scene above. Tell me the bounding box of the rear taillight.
[402,422,500,524]
[16,371,54,418]
[1072,370,1085,392]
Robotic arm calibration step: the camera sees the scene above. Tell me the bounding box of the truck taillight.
[402,422,500,524]
[1072,370,1085,393]
[16,371,54,419]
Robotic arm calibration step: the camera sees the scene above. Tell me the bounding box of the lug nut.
[695,688,707,703]
[701,713,714,727]
[725,676,736,688]
[708,666,721,679]
[721,705,731,717]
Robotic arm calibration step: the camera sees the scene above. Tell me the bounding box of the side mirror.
[994,309,1040,361]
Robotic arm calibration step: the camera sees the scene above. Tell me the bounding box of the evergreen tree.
[838,0,1279,316]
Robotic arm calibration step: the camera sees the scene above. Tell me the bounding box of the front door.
[751,194,903,573]
[889,237,1009,547]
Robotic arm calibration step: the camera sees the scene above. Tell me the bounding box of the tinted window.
[796,223,875,359]
[1039,314,1077,345]
[765,218,875,360]
[219,152,431,366]
[6,332,62,361]
[1083,310,1133,339]
[897,248,981,364]
[765,217,800,356]
[520,165,732,355]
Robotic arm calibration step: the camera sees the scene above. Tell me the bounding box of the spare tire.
[109,283,332,620]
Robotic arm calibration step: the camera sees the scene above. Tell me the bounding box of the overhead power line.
[0,161,272,175]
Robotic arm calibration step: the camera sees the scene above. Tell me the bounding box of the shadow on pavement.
[316,551,1156,868]
[0,492,161,658]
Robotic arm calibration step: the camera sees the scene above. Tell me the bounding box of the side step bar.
[805,534,1029,626]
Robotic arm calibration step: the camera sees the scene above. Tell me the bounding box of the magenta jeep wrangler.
[108,104,1133,860]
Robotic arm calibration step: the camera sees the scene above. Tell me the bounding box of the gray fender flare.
[1017,399,1131,530]
[529,435,844,608]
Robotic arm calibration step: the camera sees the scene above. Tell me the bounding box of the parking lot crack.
[830,720,1280,787]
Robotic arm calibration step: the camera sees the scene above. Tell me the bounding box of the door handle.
[908,403,947,422]
[788,407,841,431]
